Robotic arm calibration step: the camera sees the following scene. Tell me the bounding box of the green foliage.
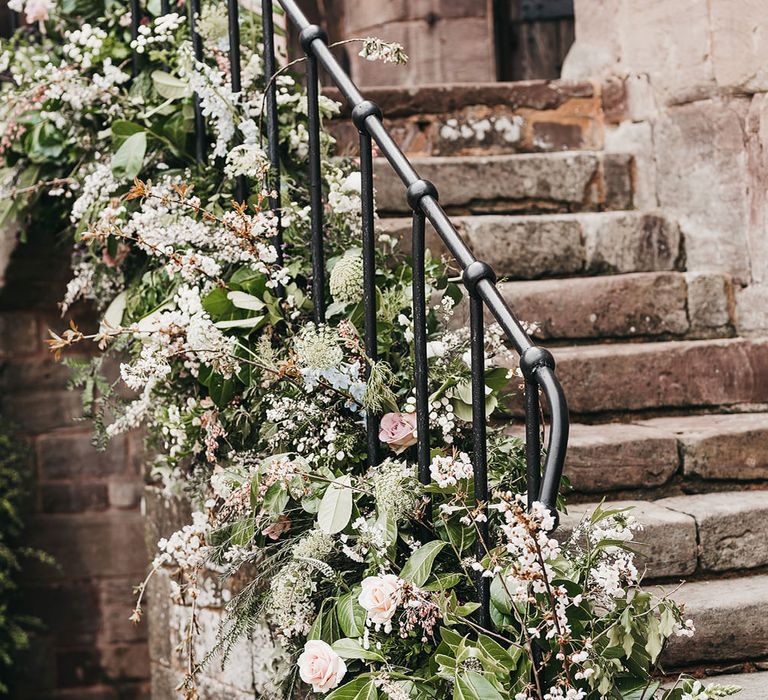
[0,421,43,695]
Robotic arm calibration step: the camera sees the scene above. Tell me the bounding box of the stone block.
[685,272,735,336]
[25,512,148,580]
[551,338,768,415]
[664,575,768,666]
[0,311,40,357]
[499,272,689,341]
[582,212,682,274]
[375,152,632,215]
[604,120,657,210]
[109,479,144,509]
[142,486,193,556]
[654,98,752,283]
[101,578,149,645]
[659,491,768,572]
[709,1,768,93]
[0,358,74,392]
[23,580,101,646]
[736,283,768,336]
[146,569,173,667]
[560,500,697,579]
[39,482,109,514]
[38,431,128,480]
[0,389,83,433]
[348,17,495,88]
[562,422,680,492]
[641,413,768,481]
[100,642,151,682]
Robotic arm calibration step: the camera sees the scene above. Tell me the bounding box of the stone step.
[663,671,768,699]
[326,80,605,157]
[374,152,634,215]
[663,574,768,667]
[378,211,682,279]
[556,413,768,493]
[327,82,605,155]
[560,492,768,580]
[498,271,733,341]
[542,338,768,416]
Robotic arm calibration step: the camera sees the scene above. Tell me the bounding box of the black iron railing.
[125,0,569,629]
[266,0,569,629]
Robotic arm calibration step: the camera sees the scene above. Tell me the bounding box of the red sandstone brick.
[38,432,128,480]
[25,512,148,581]
[499,272,691,340]
[550,338,768,415]
[39,482,109,513]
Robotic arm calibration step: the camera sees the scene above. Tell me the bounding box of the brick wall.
[0,229,150,699]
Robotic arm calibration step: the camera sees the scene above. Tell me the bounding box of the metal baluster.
[160,0,170,15]
[8,7,18,33]
[130,0,141,77]
[352,101,381,468]
[525,381,542,509]
[188,0,206,163]
[227,0,247,202]
[261,0,282,261]
[412,211,430,489]
[300,25,328,323]
[407,180,438,535]
[464,261,496,630]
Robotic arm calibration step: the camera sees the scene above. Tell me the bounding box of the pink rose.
[297,640,347,694]
[24,0,50,23]
[358,574,401,627]
[379,412,417,454]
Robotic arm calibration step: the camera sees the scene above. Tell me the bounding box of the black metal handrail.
[169,0,568,629]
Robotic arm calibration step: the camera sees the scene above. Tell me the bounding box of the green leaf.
[318,475,353,534]
[213,316,264,329]
[477,634,519,671]
[331,638,384,662]
[454,671,503,700]
[335,592,366,638]
[645,615,662,663]
[423,573,462,591]
[400,540,447,587]
[151,70,191,100]
[111,131,146,180]
[262,482,289,515]
[101,291,127,330]
[325,676,374,700]
[202,287,234,317]
[227,291,266,311]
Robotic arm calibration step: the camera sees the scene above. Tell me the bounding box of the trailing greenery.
[0,421,39,696]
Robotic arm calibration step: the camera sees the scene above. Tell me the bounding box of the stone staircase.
[330,80,768,693]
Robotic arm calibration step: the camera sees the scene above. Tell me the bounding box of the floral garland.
[0,2,743,700]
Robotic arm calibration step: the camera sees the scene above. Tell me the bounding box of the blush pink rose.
[24,0,50,23]
[297,640,347,693]
[379,412,417,453]
[358,574,401,627]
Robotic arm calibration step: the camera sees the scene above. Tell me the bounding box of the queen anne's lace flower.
[329,249,364,305]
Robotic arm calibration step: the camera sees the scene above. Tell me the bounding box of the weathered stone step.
[326,80,604,157]
[543,338,768,416]
[560,492,768,580]
[378,211,682,279]
[555,413,768,493]
[498,271,733,341]
[663,574,768,667]
[374,152,633,214]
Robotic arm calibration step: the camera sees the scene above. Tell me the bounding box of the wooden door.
[493,0,575,81]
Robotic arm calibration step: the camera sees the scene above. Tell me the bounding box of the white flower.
[358,574,401,629]
[329,249,363,304]
[297,640,347,694]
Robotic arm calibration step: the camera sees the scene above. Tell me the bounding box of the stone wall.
[563,0,768,334]
[331,0,496,87]
[0,230,150,699]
